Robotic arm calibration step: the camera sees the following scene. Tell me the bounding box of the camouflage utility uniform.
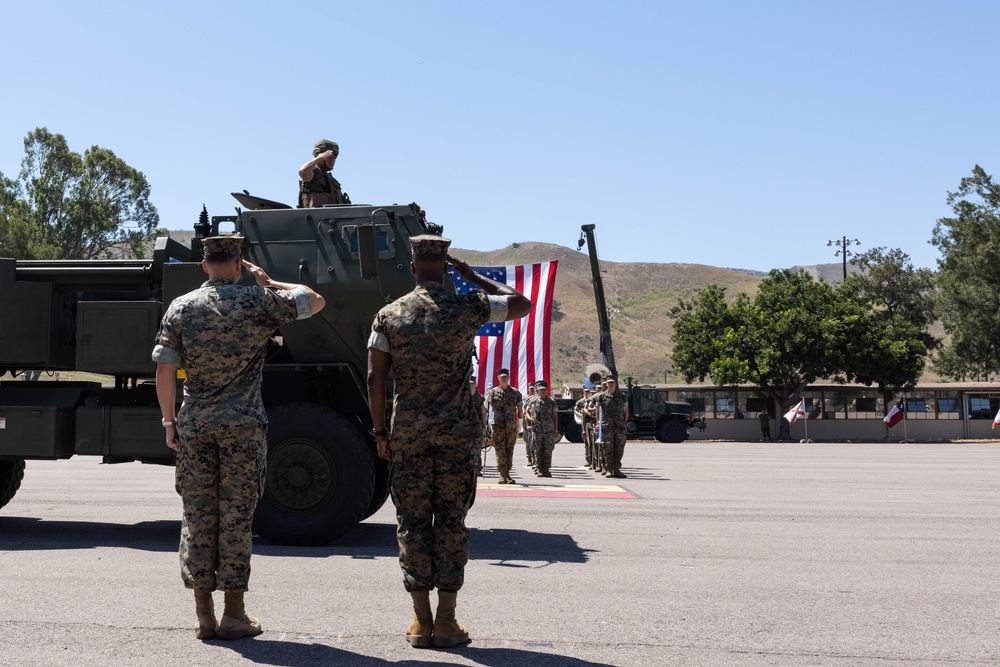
[594,388,628,477]
[575,396,591,467]
[152,278,312,591]
[370,281,495,592]
[528,395,558,476]
[522,390,538,467]
[486,385,523,481]
[298,167,349,208]
[470,389,486,475]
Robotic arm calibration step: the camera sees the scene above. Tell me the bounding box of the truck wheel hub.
[267,440,335,512]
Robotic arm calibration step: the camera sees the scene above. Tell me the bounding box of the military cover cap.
[313,139,339,157]
[202,234,244,257]
[497,368,510,377]
[536,380,549,388]
[410,234,451,257]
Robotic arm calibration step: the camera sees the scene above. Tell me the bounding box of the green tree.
[0,128,159,259]
[846,247,937,352]
[671,270,866,436]
[842,247,935,406]
[930,165,1000,378]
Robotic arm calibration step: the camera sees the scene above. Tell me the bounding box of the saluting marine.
[152,234,325,641]
[367,234,530,649]
[298,138,350,208]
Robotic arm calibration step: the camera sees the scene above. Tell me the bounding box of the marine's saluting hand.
[242,260,271,287]
[446,254,474,281]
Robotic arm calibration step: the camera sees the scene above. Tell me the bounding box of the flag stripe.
[450,261,558,394]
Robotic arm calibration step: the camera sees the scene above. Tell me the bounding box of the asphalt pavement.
[1,440,998,666]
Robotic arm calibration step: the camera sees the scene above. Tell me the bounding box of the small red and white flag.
[883,400,904,428]
[784,399,806,425]
[992,407,1000,430]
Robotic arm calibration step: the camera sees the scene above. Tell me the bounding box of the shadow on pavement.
[0,516,178,552]
[222,639,616,667]
[0,517,596,567]
[256,523,596,566]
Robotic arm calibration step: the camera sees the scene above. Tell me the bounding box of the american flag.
[448,261,558,394]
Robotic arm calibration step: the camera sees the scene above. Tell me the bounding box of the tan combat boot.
[216,590,263,640]
[405,590,433,647]
[432,590,470,648]
[194,588,217,640]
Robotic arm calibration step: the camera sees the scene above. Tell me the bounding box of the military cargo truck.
[0,196,437,545]
[624,379,706,443]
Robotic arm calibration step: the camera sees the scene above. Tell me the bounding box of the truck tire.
[362,456,390,521]
[254,404,374,545]
[656,421,685,443]
[562,420,584,443]
[0,459,25,510]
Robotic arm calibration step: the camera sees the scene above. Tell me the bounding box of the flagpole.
[803,413,809,442]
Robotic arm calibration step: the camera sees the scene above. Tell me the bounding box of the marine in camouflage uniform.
[153,235,323,640]
[485,370,523,484]
[586,380,610,474]
[592,376,629,479]
[469,379,487,476]
[522,384,538,469]
[367,234,530,648]
[574,390,591,468]
[526,382,559,477]
[298,138,351,208]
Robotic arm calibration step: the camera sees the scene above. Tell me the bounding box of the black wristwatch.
[372,428,389,437]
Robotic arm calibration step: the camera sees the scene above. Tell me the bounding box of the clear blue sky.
[2,1,997,272]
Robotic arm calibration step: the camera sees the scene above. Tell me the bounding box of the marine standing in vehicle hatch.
[297,138,350,208]
[366,235,530,649]
[152,235,326,641]
[486,369,523,485]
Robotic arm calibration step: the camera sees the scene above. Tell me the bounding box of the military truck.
[0,195,438,545]
[624,379,706,443]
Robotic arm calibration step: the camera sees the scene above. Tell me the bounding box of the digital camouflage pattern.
[522,391,538,465]
[152,278,309,591]
[298,167,350,208]
[176,424,266,590]
[528,395,558,474]
[594,389,628,472]
[152,279,307,429]
[370,281,491,591]
[486,384,522,474]
[528,395,558,448]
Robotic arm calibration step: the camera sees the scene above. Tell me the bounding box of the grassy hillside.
[453,242,763,388]
[157,231,944,386]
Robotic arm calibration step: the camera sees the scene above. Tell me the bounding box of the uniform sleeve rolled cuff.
[367,331,390,353]
[151,345,182,366]
[291,286,313,320]
[487,295,509,322]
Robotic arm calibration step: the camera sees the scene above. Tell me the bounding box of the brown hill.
[453,242,763,388]
[159,233,941,386]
